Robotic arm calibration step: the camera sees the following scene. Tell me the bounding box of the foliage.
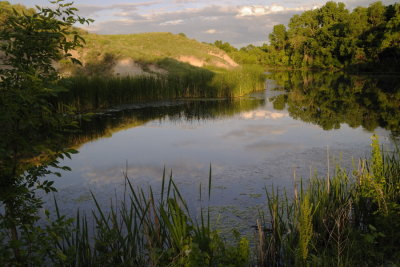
[0,1,35,28]
[213,40,269,66]
[257,136,400,266]
[263,1,400,71]
[0,0,91,264]
[213,1,400,72]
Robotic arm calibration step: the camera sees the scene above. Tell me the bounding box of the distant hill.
[62,32,239,77]
[0,1,239,76]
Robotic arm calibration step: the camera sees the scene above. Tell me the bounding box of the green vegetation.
[265,1,400,71]
[257,135,400,266]
[1,135,399,266]
[76,32,234,67]
[214,1,400,72]
[267,71,400,134]
[1,1,400,266]
[214,41,269,66]
[50,171,250,266]
[0,0,91,264]
[0,1,34,27]
[58,63,266,112]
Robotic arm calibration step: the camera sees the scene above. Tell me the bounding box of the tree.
[0,0,92,264]
[269,24,287,50]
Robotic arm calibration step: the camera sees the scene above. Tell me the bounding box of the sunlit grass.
[58,64,266,112]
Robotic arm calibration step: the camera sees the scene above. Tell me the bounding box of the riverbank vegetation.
[1,135,399,266]
[1,0,400,266]
[58,63,266,112]
[214,1,400,72]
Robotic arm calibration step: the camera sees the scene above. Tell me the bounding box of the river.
[44,71,399,235]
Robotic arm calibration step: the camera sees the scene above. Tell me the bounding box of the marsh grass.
[257,135,400,266]
[58,64,265,112]
[1,136,398,266]
[51,169,250,266]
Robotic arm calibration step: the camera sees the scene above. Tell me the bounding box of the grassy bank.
[1,136,399,266]
[58,64,265,112]
[71,32,237,68]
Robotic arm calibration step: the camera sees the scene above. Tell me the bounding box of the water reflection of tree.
[68,98,265,148]
[268,71,400,134]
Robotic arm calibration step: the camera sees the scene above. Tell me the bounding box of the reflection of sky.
[40,89,395,239]
[45,94,393,227]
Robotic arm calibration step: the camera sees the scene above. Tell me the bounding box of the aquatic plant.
[257,136,400,266]
[50,169,250,266]
[1,136,399,266]
[57,64,265,112]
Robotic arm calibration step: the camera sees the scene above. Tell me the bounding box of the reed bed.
[57,64,265,112]
[257,135,400,266]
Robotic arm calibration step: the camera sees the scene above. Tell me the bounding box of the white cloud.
[237,4,312,17]
[79,3,317,47]
[159,19,184,26]
[204,29,217,34]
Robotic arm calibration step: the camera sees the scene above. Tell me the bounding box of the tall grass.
[257,135,400,266]
[1,136,398,266]
[57,64,265,112]
[51,169,250,266]
[77,32,230,65]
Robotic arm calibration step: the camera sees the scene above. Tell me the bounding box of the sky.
[12,0,398,47]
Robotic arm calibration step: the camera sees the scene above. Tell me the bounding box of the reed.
[1,136,399,266]
[50,169,250,266]
[257,136,400,266]
[57,64,265,112]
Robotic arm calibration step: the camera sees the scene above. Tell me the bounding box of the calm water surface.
[45,72,398,233]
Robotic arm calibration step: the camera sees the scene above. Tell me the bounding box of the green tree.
[269,24,287,50]
[0,0,92,264]
[265,1,400,71]
[213,40,237,53]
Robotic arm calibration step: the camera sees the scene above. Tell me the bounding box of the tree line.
[214,1,400,72]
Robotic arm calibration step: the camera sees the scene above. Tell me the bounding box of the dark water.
[45,72,399,235]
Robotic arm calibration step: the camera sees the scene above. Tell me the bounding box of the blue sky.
[13,0,398,47]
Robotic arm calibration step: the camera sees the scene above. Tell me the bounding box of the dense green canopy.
[213,1,399,72]
[264,1,400,71]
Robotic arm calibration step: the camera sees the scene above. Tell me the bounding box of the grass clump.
[257,135,400,266]
[51,170,250,267]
